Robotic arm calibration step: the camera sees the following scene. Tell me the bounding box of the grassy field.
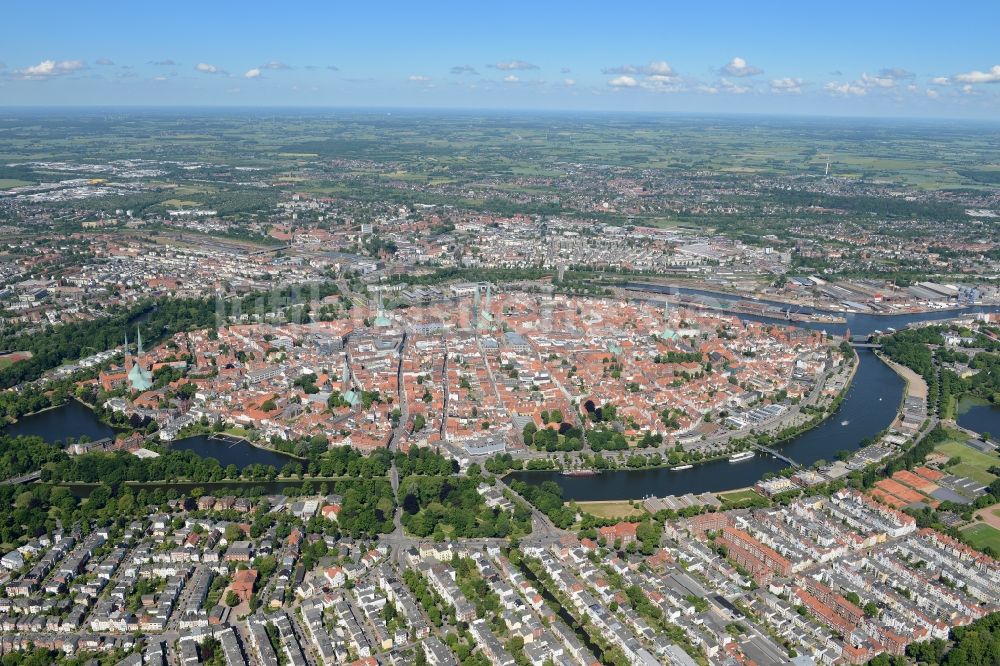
[719,488,767,507]
[934,440,1000,486]
[962,523,1000,553]
[573,500,647,519]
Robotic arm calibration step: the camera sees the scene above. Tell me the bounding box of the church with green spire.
[126,326,153,392]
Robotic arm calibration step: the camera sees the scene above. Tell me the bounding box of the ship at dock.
[729,451,755,463]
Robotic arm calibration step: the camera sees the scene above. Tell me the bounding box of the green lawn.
[719,489,768,507]
[934,440,1000,485]
[574,500,647,519]
[962,523,1000,554]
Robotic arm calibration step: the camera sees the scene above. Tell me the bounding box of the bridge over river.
[753,444,803,470]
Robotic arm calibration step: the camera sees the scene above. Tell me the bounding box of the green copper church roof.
[127,362,153,392]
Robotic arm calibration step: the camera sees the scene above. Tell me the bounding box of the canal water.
[170,434,296,470]
[3,403,295,472]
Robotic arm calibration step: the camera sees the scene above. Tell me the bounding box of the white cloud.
[451,65,478,75]
[961,84,977,95]
[560,67,572,74]
[244,68,261,79]
[153,75,168,82]
[195,62,224,74]
[260,61,290,70]
[824,70,915,97]
[954,64,1000,84]
[641,74,684,92]
[858,72,895,89]
[930,76,951,86]
[770,77,804,94]
[12,59,86,80]
[697,84,719,94]
[408,75,430,81]
[719,78,751,94]
[926,89,940,99]
[149,59,177,66]
[645,60,674,76]
[604,61,676,77]
[824,81,866,96]
[721,57,761,77]
[491,60,539,70]
[562,78,575,86]
[96,58,115,66]
[608,75,638,88]
[503,74,519,83]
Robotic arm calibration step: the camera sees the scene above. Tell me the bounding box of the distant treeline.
[956,169,1000,185]
[766,189,967,221]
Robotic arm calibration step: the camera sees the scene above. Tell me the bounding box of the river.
[509,286,1000,500]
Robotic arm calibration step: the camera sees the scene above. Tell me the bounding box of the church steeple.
[126,324,153,392]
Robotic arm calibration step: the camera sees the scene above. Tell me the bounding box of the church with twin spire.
[124,326,154,392]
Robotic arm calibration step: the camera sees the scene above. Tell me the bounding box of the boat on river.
[671,464,694,471]
[729,451,755,463]
[561,469,600,477]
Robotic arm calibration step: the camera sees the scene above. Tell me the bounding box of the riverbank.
[876,352,928,401]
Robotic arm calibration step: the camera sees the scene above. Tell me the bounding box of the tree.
[224,524,243,542]
[225,590,240,607]
[522,422,537,446]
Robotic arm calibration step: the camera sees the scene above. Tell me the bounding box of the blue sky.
[2,0,1000,118]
